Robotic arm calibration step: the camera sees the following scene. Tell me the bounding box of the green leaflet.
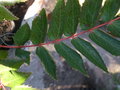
[15,49,30,64]
[0,5,18,21]
[0,71,30,88]
[64,0,80,36]
[0,59,30,88]
[100,0,120,22]
[80,0,102,30]
[0,50,8,59]
[13,23,30,45]
[36,47,57,79]
[30,9,47,44]
[89,30,120,56]
[107,20,120,37]
[0,59,25,71]
[54,42,87,76]
[48,0,65,40]
[71,38,108,72]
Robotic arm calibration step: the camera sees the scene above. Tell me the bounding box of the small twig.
[0,33,14,38]
[0,38,10,46]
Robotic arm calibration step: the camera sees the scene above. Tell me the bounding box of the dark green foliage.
[54,42,87,76]
[15,49,30,64]
[89,30,120,56]
[0,59,25,70]
[79,0,102,30]
[1,0,120,88]
[30,9,47,44]
[100,0,120,22]
[13,23,30,45]
[64,0,80,36]
[48,0,65,40]
[36,47,57,79]
[71,38,108,72]
[0,50,8,59]
[107,20,120,37]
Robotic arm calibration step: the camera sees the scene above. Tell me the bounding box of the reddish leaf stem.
[0,17,120,48]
